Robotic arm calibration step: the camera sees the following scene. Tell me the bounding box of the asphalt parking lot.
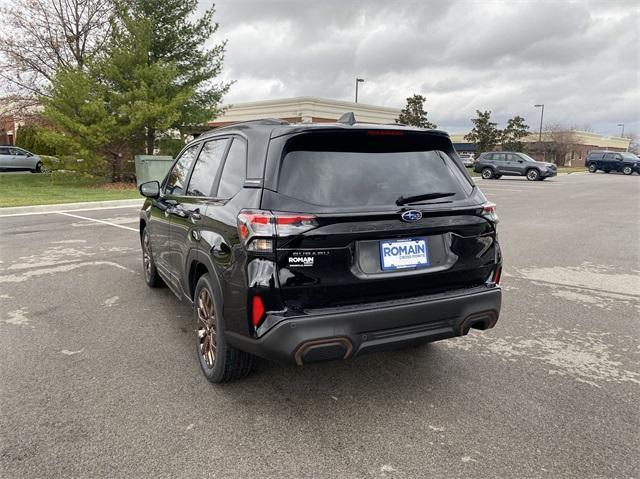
[1,172,639,478]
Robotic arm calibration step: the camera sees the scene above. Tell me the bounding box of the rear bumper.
[226,285,501,365]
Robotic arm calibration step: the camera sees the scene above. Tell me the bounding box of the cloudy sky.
[206,0,639,136]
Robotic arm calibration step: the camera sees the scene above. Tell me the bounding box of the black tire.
[193,274,255,383]
[30,162,43,173]
[622,166,633,175]
[481,168,494,179]
[539,177,546,181]
[141,227,164,288]
[526,169,540,181]
[604,170,610,174]
[588,163,597,173]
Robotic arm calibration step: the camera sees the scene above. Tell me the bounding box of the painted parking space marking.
[57,212,138,232]
[0,204,140,218]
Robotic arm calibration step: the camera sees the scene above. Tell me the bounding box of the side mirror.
[139,180,160,199]
[518,159,524,163]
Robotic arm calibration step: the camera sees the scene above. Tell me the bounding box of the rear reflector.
[491,266,502,285]
[251,295,265,327]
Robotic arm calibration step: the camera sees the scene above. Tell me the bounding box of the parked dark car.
[138,117,502,382]
[0,145,44,172]
[586,151,640,175]
[474,151,557,181]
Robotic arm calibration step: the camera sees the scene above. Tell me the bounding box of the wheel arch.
[186,250,224,304]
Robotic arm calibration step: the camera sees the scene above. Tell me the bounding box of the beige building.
[209,97,630,166]
[209,96,400,127]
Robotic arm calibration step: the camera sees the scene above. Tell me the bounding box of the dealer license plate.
[379,238,429,271]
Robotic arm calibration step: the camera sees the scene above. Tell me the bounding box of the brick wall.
[0,116,15,145]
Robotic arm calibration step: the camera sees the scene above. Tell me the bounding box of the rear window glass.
[277,135,472,209]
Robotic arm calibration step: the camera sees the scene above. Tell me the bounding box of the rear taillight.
[237,210,318,253]
[480,202,499,223]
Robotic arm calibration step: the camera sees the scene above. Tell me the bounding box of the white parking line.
[0,205,140,218]
[57,212,138,232]
[478,188,525,192]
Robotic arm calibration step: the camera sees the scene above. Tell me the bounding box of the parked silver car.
[458,151,475,168]
[0,146,43,172]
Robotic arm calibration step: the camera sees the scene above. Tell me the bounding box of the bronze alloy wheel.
[142,231,152,281]
[197,287,217,369]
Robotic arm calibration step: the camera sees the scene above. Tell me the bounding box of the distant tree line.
[395,94,606,165]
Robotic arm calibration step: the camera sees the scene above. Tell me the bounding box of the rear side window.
[0,147,10,155]
[187,139,228,196]
[277,134,472,209]
[165,144,200,195]
[217,138,247,199]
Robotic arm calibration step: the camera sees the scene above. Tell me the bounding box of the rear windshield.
[277,133,472,209]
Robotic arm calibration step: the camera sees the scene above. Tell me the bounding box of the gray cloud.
[207,0,639,135]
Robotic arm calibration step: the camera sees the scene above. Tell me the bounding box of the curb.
[0,198,144,217]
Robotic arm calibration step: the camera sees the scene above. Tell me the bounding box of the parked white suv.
[458,151,475,167]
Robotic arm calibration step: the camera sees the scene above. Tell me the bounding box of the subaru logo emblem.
[401,210,422,223]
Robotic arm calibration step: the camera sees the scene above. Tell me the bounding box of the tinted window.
[278,148,471,209]
[187,139,228,196]
[603,153,615,160]
[165,144,199,196]
[492,153,506,161]
[0,147,11,155]
[506,153,519,161]
[217,138,247,199]
[11,148,27,156]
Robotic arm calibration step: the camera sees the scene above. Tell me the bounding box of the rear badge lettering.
[289,256,314,267]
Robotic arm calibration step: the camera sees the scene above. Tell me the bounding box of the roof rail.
[336,112,356,125]
[212,118,290,131]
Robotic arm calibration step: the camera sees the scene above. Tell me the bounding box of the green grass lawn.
[0,172,140,208]
[557,166,587,174]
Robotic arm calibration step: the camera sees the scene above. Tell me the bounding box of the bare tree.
[0,0,112,100]
[543,123,577,166]
[624,131,638,154]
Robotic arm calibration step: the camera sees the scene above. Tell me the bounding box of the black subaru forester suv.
[138,117,502,382]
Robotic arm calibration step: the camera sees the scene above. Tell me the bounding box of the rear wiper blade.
[395,192,456,206]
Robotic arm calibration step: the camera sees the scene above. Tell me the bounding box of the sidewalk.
[0,198,143,217]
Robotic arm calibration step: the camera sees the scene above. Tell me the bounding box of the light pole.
[534,104,544,142]
[617,123,625,137]
[355,78,365,103]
